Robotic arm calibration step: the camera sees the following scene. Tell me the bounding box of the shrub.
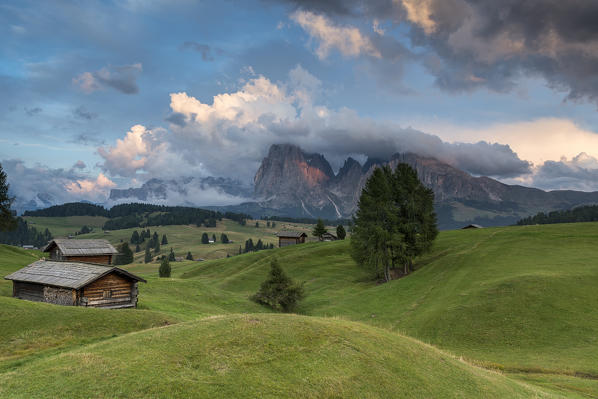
[159,258,171,278]
[252,259,304,312]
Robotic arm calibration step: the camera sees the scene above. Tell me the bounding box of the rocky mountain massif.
[251,144,598,229]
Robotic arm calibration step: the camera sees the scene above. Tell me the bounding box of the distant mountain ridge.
[251,144,598,229]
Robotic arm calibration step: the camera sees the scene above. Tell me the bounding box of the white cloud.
[290,10,381,59]
[400,0,437,35]
[65,173,116,196]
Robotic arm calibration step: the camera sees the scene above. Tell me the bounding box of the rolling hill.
[2,222,598,397]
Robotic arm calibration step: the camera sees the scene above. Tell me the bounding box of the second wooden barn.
[5,260,146,308]
[43,239,118,264]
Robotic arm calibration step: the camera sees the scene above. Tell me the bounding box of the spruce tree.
[312,218,327,240]
[251,259,305,312]
[212,233,216,243]
[154,239,161,254]
[130,230,140,245]
[220,233,229,244]
[336,225,346,240]
[256,239,263,250]
[115,242,134,265]
[168,247,176,261]
[0,163,16,232]
[135,244,140,253]
[255,221,259,228]
[161,234,168,245]
[144,245,152,263]
[238,245,242,255]
[186,251,193,260]
[267,221,271,227]
[350,164,437,282]
[159,257,171,278]
[201,232,209,244]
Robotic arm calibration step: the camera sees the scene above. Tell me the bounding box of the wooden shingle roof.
[276,231,308,238]
[4,260,146,289]
[43,239,118,256]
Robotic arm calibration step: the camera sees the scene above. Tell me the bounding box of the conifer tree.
[238,245,242,255]
[336,225,346,240]
[220,233,229,243]
[130,230,140,245]
[255,221,259,228]
[144,245,152,263]
[159,257,171,277]
[161,234,168,245]
[154,239,161,254]
[201,232,209,244]
[312,218,327,240]
[186,251,193,260]
[212,233,216,242]
[115,242,134,265]
[256,239,263,250]
[251,259,305,312]
[168,247,176,261]
[0,163,16,232]
[135,244,140,252]
[350,164,437,282]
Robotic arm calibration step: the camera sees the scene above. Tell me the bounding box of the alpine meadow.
[3,1,598,398]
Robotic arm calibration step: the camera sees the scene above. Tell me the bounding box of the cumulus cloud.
[73,63,142,94]
[290,10,381,59]
[99,66,531,183]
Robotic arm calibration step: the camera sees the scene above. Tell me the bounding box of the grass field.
[23,215,108,237]
[2,222,598,397]
[24,216,333,260]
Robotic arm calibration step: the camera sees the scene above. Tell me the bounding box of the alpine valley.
[92,144,598,229]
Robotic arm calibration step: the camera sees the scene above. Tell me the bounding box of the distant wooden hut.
[462,224,483,229]
[276,231,308,247]
[5,260,146,308]
[43,239,118,265]
[321,232,338,242]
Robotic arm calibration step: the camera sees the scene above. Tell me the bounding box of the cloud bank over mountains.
[97,66,532,184]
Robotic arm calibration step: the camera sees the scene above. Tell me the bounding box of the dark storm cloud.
[279,0,598,104]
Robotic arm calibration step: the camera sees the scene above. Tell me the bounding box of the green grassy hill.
[2,222,598,397]
[0,314,557,399]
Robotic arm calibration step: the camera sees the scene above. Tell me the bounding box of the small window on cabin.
[103,290,112,299]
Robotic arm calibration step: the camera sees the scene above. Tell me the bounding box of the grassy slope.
[23,215,108,237]
[178,223,598,396]
[0,245,177,370]
[3,222,598,397]
[0,314,558,399]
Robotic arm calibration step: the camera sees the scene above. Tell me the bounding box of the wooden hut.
[276,231,308,247]
[461,224,483,229]
[43,239,118,264]
[5,260,146,308]
[321,232,338,242]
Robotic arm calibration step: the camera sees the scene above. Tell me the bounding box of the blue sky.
[2,0,598,207]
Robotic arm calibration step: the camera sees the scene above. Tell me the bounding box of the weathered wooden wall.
[279,237,303,247]
[13,282,44,302]
[82,272,135,308]
[66,255,112,264]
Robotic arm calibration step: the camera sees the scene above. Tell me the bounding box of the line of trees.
[0,217,52,248]
[517,205,598,226]
[240,238,275,254]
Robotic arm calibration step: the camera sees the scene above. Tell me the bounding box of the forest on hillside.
[517,205,598,225]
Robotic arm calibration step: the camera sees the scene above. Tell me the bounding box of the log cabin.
[321,232,338,242]
[4,260,146,308]
[43,239,118,264]
[276,231,308,247]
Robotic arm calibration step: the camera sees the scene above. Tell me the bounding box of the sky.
[2,0,598,208]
